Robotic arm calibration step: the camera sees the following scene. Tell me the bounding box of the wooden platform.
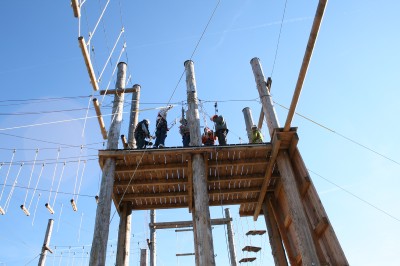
[98,143,283,216]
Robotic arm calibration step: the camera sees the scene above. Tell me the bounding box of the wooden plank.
[114,178,187,186]
[246,230,266,236]
[253,135,281,220]
[99,88,138,95]
[71,0,80,18]
[150,218,232,229]
[78,36,99,91]
[314,217,329,237]
[93,98,108,140]
[242,246,261,253]
[239,257,256,263]
[288,133,299,158]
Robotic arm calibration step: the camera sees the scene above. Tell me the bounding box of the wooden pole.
[283,0,328,132]
[127,84,141,148]
[184,60,215,266]
[242,107,254,142]
[224,208,237,266]
[90,62,127,265]
[149,209,156,266]
[38,219,54,266]
[140,249,148,266]
[251,58,319,265]
[192,210,200,266]
[71,0,80,18]
[78,36,99,91]
[116,203,132,266]
[262,197,288,266]
[93,98,108,140]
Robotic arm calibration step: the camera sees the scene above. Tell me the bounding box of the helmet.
[251,125,257,130]
[143,119,150,125]
[211,115,218,121]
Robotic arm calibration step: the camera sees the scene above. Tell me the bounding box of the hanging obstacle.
[21,149,39,216]
[242,246,261,253]
[4,163,24,213]
[78,36,99,91]
[71,147,83,212]
[51,162,66,211]
[93,98,107,139]
[239,257,256,263]
[71,0,81,18]
[246,230,266,236]
[46,148,60,214]
[0,150,16,213]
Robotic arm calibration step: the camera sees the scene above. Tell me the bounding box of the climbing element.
[21,149,39,216]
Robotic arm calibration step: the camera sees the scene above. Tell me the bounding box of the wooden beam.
[93,98,107,140]
[116,203,132,266]
[99,88,139,95]
[314,217,329,237]
[115,162,188,173]
[71,0,80,18]
[127,84,141,148]
[78,36,99,91]
[150,217,232,229]
[253,135,281,220]
[283,0,328,131]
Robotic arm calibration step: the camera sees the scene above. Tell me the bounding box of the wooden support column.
[140,249,148,266]
[251,58,319,265]
[150,209,156,266]
[90,62,127,265]
[242,107,254,142]
[38,219,54,266]
[192,210,200,266]
[262,197,288,266]
[225,208,237,266]
[184,60,215,266]
[116,203,132,266]
[127,84,141,148]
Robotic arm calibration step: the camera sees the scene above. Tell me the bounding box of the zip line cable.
[0,149,16,202]
[309,169,400,223]
[23,149,39,206]
[274,101,400,166]
[270,0,288,78]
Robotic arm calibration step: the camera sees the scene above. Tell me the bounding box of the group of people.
[134,108,263,149]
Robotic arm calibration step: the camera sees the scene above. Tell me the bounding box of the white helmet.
[143,119,150,125]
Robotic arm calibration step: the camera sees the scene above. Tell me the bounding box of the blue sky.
[0,0,399,265]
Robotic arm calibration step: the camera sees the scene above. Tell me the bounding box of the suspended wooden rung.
[239,257,256,263]
[95,195,99,204]
[78,36,99,91]
[0,206,5,215]
[20,204,30,216]
[45,203,55,214]
[93,98,107,140]
[71,0,81,18]
[71,199,78,212]
[176,253,195,257]
[246,230,266,236]
[242,246,261,253]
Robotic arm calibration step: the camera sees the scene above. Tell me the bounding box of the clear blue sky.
[0,1,399,265]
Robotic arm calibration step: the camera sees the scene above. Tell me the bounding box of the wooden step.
[242,246,262,252]
[246,230,266,236]
[239,257,256,263]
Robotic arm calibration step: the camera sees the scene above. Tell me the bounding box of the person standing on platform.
[134,119,152,149]
[211,114,229,145]
[179,118,190,147]
[154,105,173,148]
[251,125,263,143]
[202,127,216,146]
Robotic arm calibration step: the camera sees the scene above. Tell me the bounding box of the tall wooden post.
[127,84,141,148]
[90,62,127,265]
[140,249,148,266]
[251,57,319,265]
[242,107,254,142]
[192,210,200,266]
[242,107,286,265]
[224,208,237,266]
[38,219,54,266]
[116,203,132,266]
[149,210,156,266]
[184,60,216,266]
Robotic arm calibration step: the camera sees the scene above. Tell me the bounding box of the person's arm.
[142,123,149,137]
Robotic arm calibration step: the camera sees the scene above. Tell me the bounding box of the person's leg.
[137,136,145,149]
[154,131,160,147]
[217,130,227,145]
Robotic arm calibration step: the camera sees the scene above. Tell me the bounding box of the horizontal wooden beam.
[99,88,138,95]
[116,162,188,173]
[150,217,232,229]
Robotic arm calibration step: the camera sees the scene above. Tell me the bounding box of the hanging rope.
[57,203,64,233]
[52,162,67,208]
[4,163,23,211]
[31,193,41,227]
[23,149,39,206]
[78,212,84,243]
[0,149,16,202]
[81,94,93,137]
[198,99,208,128]
[73,146,84,200]
[75,160,87,204]
[28,163,45,210]
[48,148,61,204]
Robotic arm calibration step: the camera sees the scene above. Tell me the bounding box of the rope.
[87,0,110,44]
[31,193,41,227]
[270,0,288,78]
[48,148,61,203]
[23,149,39,206]
[75,161,87,204]
[73,146,84,199]
[0,149,16,202]
[4,163,23,211]
[57,203,64,233]
[78,212,84,243]
[81,94,93,137]
[28,163,44,210]
[52,162,66,207]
